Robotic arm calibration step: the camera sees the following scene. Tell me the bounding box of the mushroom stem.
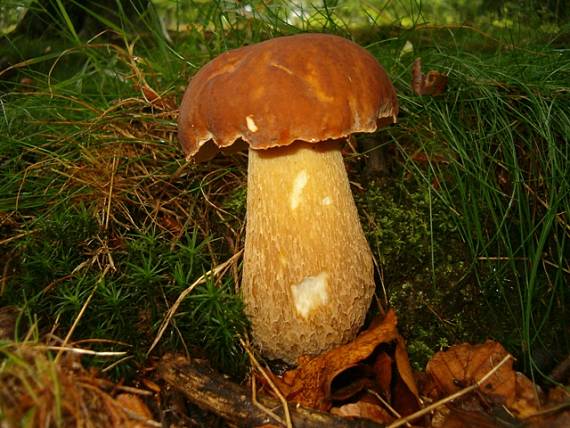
[242,141,374,363]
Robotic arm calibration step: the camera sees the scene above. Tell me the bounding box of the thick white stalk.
[242,141,374,362]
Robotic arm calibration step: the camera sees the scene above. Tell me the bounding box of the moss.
[223,185,247,216]
[356,179,488,369]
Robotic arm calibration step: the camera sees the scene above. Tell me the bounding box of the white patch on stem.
[290,170,308,210]
[321,196,332,206]
[291,272,329,318]
[246,115,258,132]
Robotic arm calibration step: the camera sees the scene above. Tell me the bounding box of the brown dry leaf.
[395,335,419,399]
[276,309,415,411]
[138,84,178,111]
[383,335,422,417]
[412,57,448,96]
[141,378,161,394]
[426,341,541,417]
[522,386,570,428]
[510,372,542,416]
[547,386,570,403]
[331,401,393,424]
[524,411,570,428]
[373,352,393,399]
[431,405,504,428]
[115,393,155,428]
[326,365,375,402]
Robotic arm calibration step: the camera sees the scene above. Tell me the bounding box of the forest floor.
[0,4,569,427]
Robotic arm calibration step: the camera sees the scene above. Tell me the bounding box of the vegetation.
[0,0,568,391]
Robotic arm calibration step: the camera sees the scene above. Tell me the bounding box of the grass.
[0,333,157,426]
[0,0,568,393]
[386,37,570,377]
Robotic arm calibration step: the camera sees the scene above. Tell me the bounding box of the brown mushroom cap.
[178,33,398,160]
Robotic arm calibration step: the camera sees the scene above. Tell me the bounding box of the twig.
[159,355,384,427]
[387,354,512,428]
[147,251,242,356]
[366,389,409,427]
[241,338,292,428]
[251,375,286,426]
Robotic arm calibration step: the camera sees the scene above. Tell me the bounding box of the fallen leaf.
[524,411,570,428]
[395,335,419,399]
[547,386,570,403]
[274,310,419,412]
[141,378,161,393]
[426,341,541,417]
[391,336,422,417]
[511,372,542,417]
[326,364,375,402]
[412,58,448,96]
[331,401,393,424]
[138,84,177,110]
[373,352,392,399]
[431,405,505,428]
[115,394,155,428]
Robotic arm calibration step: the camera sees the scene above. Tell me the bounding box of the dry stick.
[147,250,243,356]
[251,375,286,427]
[159,356,383,428]
[241,338,292,428]
[387,354,513,428]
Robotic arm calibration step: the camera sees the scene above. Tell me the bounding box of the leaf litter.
[251,310,569,427]
[2,308,569,427]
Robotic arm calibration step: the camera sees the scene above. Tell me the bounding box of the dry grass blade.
[366,389,410,427]
[0,343,158,427]
[147,250,243,356]
[251,375,286,426]
[39,346,127,357]
[241,337,292,428]
[55,265,112,363]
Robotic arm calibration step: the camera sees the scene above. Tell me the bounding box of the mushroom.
[178,33,398,363]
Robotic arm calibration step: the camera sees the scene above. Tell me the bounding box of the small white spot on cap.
[291,272,329,318]
[321,196,332,206]
[246,115,258,132]
[290,170,308,210]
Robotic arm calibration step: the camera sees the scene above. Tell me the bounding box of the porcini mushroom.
[178,33,398,363]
